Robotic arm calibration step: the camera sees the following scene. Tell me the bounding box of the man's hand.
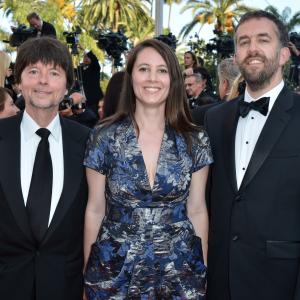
[289,41,300,56]
[70,92,85,104]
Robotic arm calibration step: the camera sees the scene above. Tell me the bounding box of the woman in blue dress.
[83,39,213,299]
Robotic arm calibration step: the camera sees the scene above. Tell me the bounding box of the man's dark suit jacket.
[191,101,222,126]
[0,113,89,300]
[205,87,300,300]
[41,21,56,37]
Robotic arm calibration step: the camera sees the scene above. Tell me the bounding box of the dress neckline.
[129,119,167,192]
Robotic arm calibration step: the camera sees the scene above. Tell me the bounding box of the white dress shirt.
[21,111,64,225]
[235,81,284,189]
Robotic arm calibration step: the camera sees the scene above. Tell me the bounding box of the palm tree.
[81,0,152,33]
[0,0,104,64]
[164,0,182,30]
[179,0,251,39]
[265,5,300,32]
[125,17,155,46]
[0,0,77,39]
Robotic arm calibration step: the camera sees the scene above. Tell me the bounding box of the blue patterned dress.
[84,117,213,300]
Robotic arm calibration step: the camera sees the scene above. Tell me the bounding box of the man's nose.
[248,40,260,53]
[39,72,49,84]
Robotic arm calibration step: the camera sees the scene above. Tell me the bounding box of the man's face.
[218,77,228,100]
[28,17,42,31]
[234,17,289,91]
[19,61,67,115]
[185,75,205,98]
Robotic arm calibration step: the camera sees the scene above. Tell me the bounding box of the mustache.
[243,54,266,64]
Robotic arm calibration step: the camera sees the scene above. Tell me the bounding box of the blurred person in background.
[62,92,98,128]
[184,51,199,69]
[0,87,19,118]
[227,74,246,100]
[217,58,241,101]
[27,12,56,37]
[288,40,300,87]
[183,51,199,77]
[185,68,216,109]
[102,71,125,119]
[97,100,104,120]
[190,59,241,126]
[80,51,104,116]
[0,51,11,88]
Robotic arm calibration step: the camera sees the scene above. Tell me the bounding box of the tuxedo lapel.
[43,117,85,244]
[0,113,34,242]
[240,87,293,190]
[222,97,241,193]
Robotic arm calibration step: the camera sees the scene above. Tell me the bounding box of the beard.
[238,50,280,91]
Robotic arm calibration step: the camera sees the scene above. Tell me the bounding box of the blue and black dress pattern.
[84,117,213,299]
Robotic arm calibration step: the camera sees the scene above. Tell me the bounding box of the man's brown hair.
[14,36,74,90]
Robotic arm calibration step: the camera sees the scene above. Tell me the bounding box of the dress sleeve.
[84,125,109,174]
[192,129,213,173]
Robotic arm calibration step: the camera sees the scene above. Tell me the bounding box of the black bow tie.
[239,97,270,118]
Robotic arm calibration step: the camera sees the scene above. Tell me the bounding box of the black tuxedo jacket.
[191,101,222,126]
[205,86,300,300]
[41,21,56,37]
[0,113,89,300]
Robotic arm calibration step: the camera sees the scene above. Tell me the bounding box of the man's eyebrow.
[238,32,272,41]
[257,32,272,39]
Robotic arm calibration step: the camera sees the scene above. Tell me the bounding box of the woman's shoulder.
[190,128,210,147]
[92,117,130,139]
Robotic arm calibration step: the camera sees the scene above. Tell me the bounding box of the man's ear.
[233,54,237,64]
[279,47,291,67]
[223,79,229,92]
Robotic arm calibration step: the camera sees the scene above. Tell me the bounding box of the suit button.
[232,235,239,241]
[235,194,242,202]
[36,251,40,256]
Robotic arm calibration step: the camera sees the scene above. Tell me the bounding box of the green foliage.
[265,5,300,33]
[180,0,253,39]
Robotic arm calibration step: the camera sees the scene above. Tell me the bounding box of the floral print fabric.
[84,117,213,299]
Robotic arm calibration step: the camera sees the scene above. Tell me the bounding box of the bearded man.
[205,10,300,300]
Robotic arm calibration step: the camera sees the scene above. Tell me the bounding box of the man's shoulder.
[0,114,21,134]
[61,117,90,141]
[191,102,221,126]
[43,21,54,29]
[206,96,241,117]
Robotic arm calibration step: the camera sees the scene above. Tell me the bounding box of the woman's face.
[98,100,104,119]
[0,93,19,119]
[184,53,194,68]
[132,47,170,109]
